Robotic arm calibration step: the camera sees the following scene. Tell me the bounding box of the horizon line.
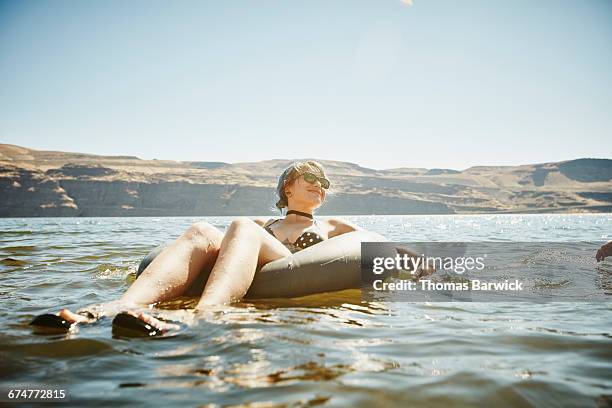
[1,142,610,173]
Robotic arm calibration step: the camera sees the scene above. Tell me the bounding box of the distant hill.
[1,144,610,217]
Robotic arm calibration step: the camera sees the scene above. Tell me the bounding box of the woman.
[36,160,369,333]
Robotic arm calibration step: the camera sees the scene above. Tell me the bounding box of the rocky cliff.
[1,144,610,216]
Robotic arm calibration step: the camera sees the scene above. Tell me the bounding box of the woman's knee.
[183,221,223,246]
[229,217,257,229]
[227,217,260,236]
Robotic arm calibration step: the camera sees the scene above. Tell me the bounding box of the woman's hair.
[275,160,328,212]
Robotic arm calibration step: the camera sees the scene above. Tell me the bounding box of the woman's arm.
[395,245,435,278]
[252,218,272,227]
[326,217,364,238]
[327,217,435,278]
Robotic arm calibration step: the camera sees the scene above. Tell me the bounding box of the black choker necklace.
[286,210,313,220]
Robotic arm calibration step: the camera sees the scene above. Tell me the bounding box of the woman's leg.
[196,217,292,308]
[121,221,223,305]
[59,221,223,323]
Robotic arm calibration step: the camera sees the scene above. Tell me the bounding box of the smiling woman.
[262,161,336,253]
[30,160,395,336]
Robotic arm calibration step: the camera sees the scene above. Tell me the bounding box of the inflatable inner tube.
[136,230,392,299]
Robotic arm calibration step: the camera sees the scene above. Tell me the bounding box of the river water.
[1,214,611,407]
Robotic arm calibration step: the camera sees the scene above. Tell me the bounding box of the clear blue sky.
[1,0,611,170]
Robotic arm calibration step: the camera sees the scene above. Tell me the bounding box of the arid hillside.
[1,144,610,216]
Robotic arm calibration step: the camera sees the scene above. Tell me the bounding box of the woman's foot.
[30,301,124,332]
[31,305,179,336]
[132,311,180,332]
[111,311,180,337]
[58,308,96,324]
[30,308,96,333]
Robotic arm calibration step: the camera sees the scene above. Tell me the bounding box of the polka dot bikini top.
[263,218,325,253]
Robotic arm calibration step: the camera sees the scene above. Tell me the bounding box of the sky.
[1,0,611,170]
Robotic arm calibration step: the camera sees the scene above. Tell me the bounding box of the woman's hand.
[327,218,363,238]
[396,246,436,279]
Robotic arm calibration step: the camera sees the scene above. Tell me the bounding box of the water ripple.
[1,215,610,407]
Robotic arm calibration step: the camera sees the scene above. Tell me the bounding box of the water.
[1,215,611,407]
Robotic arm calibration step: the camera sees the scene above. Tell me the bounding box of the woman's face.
[285,173,327,210]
